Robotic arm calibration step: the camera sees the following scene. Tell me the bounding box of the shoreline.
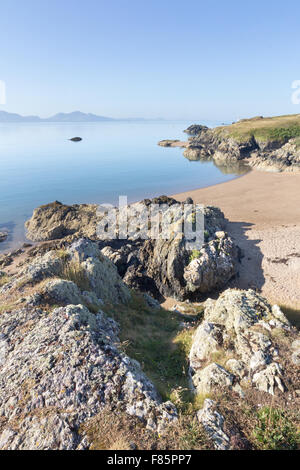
[2,169,300,313]
[0,171,244,255]
[172,170,300,310]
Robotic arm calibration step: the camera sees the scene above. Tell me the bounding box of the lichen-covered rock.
[189,289,297,396]
[189,322,224,369]
[25,201,100,242]
[66,239,131,304]
[184,234,239,294]
[252,363,285,395]
[131,203,238,301]
[291,339,300,366]
[25,197,239,301]
[0,304,177,450]
[192,363,234,394]
[41,278,99,307]
[0,239,130,305]
[197,399,230,450]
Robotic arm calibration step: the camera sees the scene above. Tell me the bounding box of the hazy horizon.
[1,0,300,121]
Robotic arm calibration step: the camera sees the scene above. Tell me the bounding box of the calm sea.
[0,120,245,252]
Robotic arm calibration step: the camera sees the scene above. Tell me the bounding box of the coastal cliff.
[159,114,300,172]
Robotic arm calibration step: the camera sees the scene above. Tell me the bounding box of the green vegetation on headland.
[215,114,300,144]
[176,113,300,171]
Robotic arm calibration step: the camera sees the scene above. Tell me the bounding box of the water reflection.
[183,153,251,175]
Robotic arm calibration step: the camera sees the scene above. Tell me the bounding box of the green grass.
[189,250,201,263]
[60,258,91,292]
[103,292,197,406]
[253,406,299,450]
[215,113,300,144]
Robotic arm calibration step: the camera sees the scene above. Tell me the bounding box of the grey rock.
[192,363,234,394]
[66,239,131,304]
[291,339,300,366]
[25,197,240,301]
[181,124,300,172]
[1,239,131,306]
[184,235,238,294]
[0,304,177,449]
[143,293,161,310]
[0,232,8,243]
[189,289,293,396]
[197,399,230,450]
[252,363,285,395]
[189,321,224,368]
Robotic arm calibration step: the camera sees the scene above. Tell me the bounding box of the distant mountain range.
[0,111,164,123]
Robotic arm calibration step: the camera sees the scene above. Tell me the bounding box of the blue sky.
[0,0,300,120]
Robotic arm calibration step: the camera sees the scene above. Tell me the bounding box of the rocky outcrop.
[0,232,8,243]
[188,128,300,172]
[0,239,130,305]
[189,289,299,396]
[158,139,187,148]
[0,222,298,450]
[25,197,240,301]
[160,118,300,172]
[103,204,239,301]
[25,201,100,241]
[0,237,178,450]
[197,399,230,450]
[184,232,239,295]
[184,124,209,136]
[0,303,177,449]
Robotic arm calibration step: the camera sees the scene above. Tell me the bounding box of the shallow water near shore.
[0,120,247,252]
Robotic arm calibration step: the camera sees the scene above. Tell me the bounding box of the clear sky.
[0,0,300,120]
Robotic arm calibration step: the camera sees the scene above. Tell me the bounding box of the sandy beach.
[173,170,300,311]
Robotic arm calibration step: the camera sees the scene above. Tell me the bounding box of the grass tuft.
[60,256,91,292]
[253,406,300,450]
[189,250,201,263]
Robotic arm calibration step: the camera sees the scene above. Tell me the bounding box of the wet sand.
[172,170,300,310]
